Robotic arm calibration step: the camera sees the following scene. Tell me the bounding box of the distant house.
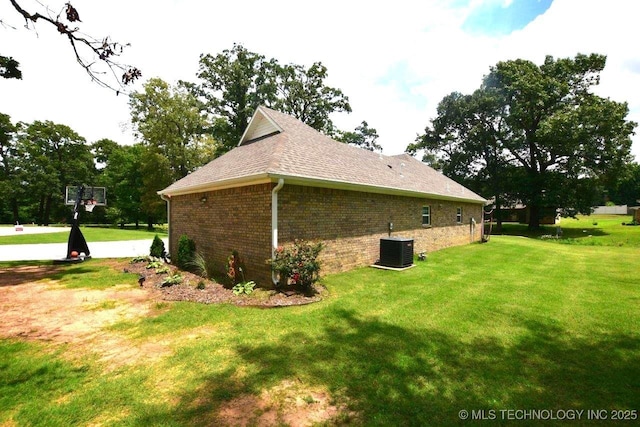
[497,203,559,225]
[159,106,486,286]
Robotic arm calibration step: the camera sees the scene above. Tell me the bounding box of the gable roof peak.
[239,106,283,146]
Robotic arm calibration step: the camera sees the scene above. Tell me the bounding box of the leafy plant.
[196,280,206,290]
[270,240,324,290]
[130,256,149,264]
[187,251,211,279]
[146,261,163,269]
[232,281,256,295]
[150,234,166,258]
[155,266,170,275]
[161,273,183,287]
[176,234,196,270]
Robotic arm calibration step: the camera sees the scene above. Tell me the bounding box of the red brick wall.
[277,185,484,276]
[168,183,273,284]
[168,183,484,287]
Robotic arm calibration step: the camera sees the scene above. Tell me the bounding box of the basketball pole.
[56,185,92,263]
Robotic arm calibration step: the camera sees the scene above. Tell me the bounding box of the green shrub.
[176,235,196,270]
[150,234,166,258]
[196,280,206,290]
[270,240,324,290]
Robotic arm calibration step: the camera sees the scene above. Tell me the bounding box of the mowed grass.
[1,219,638,425]
[497,214,640,246]
[0,226,166,245]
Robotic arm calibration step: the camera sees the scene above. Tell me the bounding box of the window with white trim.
[422,206,431,226]
[456,207,463,224]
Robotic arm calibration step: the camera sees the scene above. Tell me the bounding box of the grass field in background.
[1,215,638,425]
[495,214,640,246]
[0,226,167,245]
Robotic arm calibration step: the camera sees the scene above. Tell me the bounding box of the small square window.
[456,207,463,223]
[422,206,431,226]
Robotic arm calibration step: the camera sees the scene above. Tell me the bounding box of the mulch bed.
[123,259,326,307]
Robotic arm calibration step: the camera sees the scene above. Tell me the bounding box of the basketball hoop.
[84,199,97,212]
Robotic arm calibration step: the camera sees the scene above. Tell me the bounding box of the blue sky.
[462,0,554,36]
[1,0,638,160]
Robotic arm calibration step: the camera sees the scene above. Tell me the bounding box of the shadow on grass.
[495,223,609,240]
[0,263,62,287]
[133,309,640,426]
[0,262,102,287]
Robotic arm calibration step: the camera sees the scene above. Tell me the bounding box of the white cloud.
[1,0,639,161]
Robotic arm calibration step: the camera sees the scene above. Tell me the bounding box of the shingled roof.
[159,106,486,204]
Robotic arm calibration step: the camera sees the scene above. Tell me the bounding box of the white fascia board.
[267,173,487,205]
[158,172,487,204]
[157,173,271,197]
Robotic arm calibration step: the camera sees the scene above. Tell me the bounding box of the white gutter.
[160,194,171,255]
[267,173,487,205]
[271,178,285,286]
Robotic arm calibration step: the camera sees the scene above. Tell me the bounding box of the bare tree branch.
[6,0,141,92]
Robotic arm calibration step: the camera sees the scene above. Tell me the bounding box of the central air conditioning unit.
[379,237,414,268]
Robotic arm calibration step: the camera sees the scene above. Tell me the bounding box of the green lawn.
[1,217,638,425]
[495,214,640,246]
[0,226,166,245]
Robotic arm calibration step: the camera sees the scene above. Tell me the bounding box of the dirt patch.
[0,264,168,369]
[0,260,324,368]
[217,379,350,426]
[0,262,348,424]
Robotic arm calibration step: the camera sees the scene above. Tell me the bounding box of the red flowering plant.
[270,240,324,291]
[227,250,245,285]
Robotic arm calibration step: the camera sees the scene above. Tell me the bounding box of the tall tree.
[16,120,95,225]
[337,120,382,152]
[93,140,144,228]
[274,62,351,136]
[129,77,213,180]
[140,148,172,229]
[407,90,517,230]
[0,113,21,222]
[186,43,351,155]
[3,1,140,90]
[409,53,636,228]
[187,44,278,155]
[130,78,214,228]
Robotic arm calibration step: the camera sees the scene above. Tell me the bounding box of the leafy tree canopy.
[408,53,636,228]
[0,55,22,79]
[129,77,214,180]
[336,120,382,152]
[184,43,351,155]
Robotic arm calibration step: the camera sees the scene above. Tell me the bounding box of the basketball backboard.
[65,186,107,206]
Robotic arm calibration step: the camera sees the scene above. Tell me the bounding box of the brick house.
[159,106,486,286]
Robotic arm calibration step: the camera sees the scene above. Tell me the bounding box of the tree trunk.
[38,195,45,226]
[11,198,19,224]
[494,194,503,233]
[528,204,541,230]
[147,217,153,231]
[43,195,52,226]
